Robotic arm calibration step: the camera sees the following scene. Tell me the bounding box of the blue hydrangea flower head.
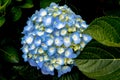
[21,2,92,77]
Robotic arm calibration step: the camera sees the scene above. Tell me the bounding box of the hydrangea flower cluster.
[21,2,92,77]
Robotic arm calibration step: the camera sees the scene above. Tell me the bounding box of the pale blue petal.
[54,37,63,46]
[48,64,54,71]
[57,47,65,54]
[53,63,61,70]
[54,22,65,29]
[63,36,71,47]
[22,54,28,62]
[62,66,71,73]
[58,66,71,77]
[65,48,77,58]
[81,21,88,29]
[34,30,45,36]
[34,37,41,47]
[25,35,34,44]
[43,16,53,27]
[41,43,48,50]
[48,47,56,56]
[82,34,92,43]
[39,9,47,16]
[72,32,81,44]
[60,28,67,36]
[45,27,53,33]
[45,38,54,46]
[23,25,33,33]
[50,2,58,8]
[21,45,29,54]
[36,16,42,23]
[53,30,60,36]
[56,57,64,65]
[43,55,50,61]
[31,14,37,21]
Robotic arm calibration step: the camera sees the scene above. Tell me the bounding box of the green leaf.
[84,16,120,47]
[10,7,22,21]
[75,59,120,80]
[40,0,61,8]
[0,16,5,27]
[0,46,19,63]
[77,40,120,59]
[0,0,11,11]
[20,0,33,8]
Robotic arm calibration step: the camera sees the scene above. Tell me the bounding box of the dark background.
[0,0,120,80]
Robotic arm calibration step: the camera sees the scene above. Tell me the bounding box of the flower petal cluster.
[21,2,92,77]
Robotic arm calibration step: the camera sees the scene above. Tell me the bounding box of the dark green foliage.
[75,59,120,80]
[0,46,19,63]
[0,0,120,80]
[84,16,120,47]
[78,39,120,59]
[0,16,5,27]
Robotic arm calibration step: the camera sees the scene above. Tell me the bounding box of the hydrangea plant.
[21,2,92,77]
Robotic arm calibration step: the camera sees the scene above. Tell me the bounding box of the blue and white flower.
[21,2,92,77]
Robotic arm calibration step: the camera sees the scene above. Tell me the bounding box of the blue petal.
[21,45,29,54]
[76,50,81,56]
[53,29,60,36]
[41,43,48,50]
[45,27,53,33]
[26,20,33,26]
[43,55,50,61]
[60,28,67,36]
[34,37,41,47]
[50,2,58,8]
[71,32,81,44]
[62,66,71,73]
[37,61,43,68]
[36,16,42,23]
[30,49,38,54]
[43,16,53,27]
[22,54,28,62]
[54,37,63,46]
[28,44,35,50]
[80,21,88,29]
[28,59,37,67]
[41,66,50,75]
[58,66,71,77]
[23,25,33,33]
[75,22,81,28]
[25,35,34,44]
[57,47,65,54]
[54,21,65,29]
[39,9,47,16]
[45,38,54,46]
[56,57,64,65]
[41,63,54,75]
[65,48,77,58]
[53,63,61,70]
[82,34,92,43]
[31,14,37,21]
[47,64,54,71]
[48,47,56,56]
[63,36,71,47]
